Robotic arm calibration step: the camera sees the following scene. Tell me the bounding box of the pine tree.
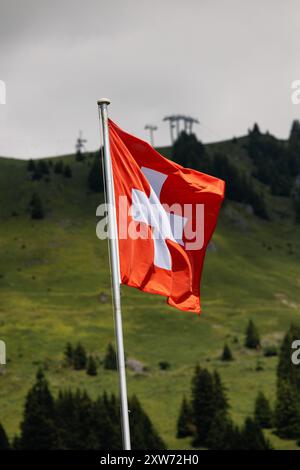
[129,395,166,450]
[221,343,233,361]
[103,392,119,424]
[56,389,120,450]
[176,396,193,438]
[86,356,97,376]
[277,324,300,391]
[212,152,269,219]
[88,152,103,192]
[55,389,94,449]
[27,159,35,172]
[64,342,74,367]
[293,186,300,223]
[206,412,239,450]
[245,319,261,349]
[70,389,94,449]
[12,435,21,450]
[18,369,58,449]
[104,343,117,370]
[275,380,300,439]
[275,324,300,439]
[31,163,43,180]
[30,193,44,220]
[254,391,273,428]
[226,423,244,450]
[31,160,48,180]
[37,160,49,175]
[76,149,85,162]
[90,393,121,450]
[15,367,167,450]
[73,343,87,370]
[251,123,261,136]
[288,120,300,176]
[54,160,64,174]
[191,366,216,446]
[0,422,10,449]
[213,371,229,416]
[172,132,207,172]
[55,390,76,449]
[63,165,72,178]
[241,417,272,450]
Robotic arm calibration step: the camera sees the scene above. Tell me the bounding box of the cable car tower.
[75,130,87,161]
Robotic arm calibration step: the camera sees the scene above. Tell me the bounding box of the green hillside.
[0,133,300,449]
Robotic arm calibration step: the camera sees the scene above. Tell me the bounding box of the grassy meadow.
[0,144,300,449]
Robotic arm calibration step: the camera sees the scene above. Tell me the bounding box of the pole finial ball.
[97,98,111,106]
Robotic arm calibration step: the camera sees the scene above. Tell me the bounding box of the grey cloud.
[0,0,299,158]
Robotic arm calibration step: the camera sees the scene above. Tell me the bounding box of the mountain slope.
[0,138,299,449]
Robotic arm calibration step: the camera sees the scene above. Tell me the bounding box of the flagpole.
[97,98,131,451]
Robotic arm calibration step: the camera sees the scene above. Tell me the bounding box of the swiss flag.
[108,119,225,313]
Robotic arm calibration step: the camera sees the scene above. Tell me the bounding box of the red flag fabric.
[108,119,225,313]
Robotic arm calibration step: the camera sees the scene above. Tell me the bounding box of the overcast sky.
[0,0,299,159]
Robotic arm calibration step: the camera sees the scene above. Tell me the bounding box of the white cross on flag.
[108,119,225,313]
[131,167,188,270]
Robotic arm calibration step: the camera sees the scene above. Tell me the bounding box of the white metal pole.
[97,98,131,451]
